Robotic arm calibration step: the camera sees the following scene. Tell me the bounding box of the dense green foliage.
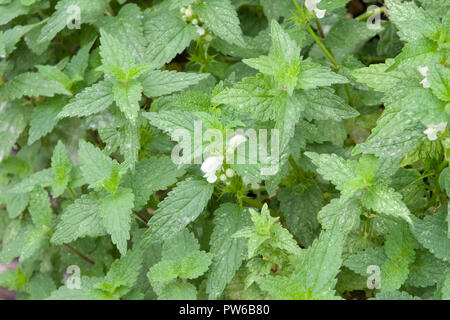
[0,0,448,300]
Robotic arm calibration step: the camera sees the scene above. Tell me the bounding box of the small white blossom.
[418,66,431,88]
[219,174,227,182]
[185,6,193,18]
[424,122,447,141]
[180,7,186,14]
[192,18,198,25]
[305,0,326,19]
[196,26,205,36]
[225,168,235,178]
[201,155,224,183]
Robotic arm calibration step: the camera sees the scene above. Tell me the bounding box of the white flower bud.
[225,168,235,178]
[219,174,227,181]
[424,122,447,141]
[185,6,193,18]
[196,26,205,36]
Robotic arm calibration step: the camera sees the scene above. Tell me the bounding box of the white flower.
[201,155,224,183]
[418,66,431,89]
[225,168,235,178]
[185,6,193,18]
[192,18,198,25]
[219,174,227,182]
[424,122,447,141]
[305,0,326,19]
[180,7,186,14]
[196,26,205,36]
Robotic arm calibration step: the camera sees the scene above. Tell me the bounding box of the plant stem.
[315,18,325,39]
[64,244,95,265]
[242,197,263,210]
[356,6,386,21]
[305,24,339,70]
[133,211,148,224]
[104,0,115,16]
[68,186,77,199]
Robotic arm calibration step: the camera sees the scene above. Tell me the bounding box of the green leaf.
[179,251,212,279]
[51,193,106,245]
[37,0,105,43]
[196,0,244,46]
[206,203,251,299]
[361,184,412,224]
[318,197,363,235]
[57,80,114,118]
[385,0,440,42]
[122,156,186,210]
[428,64,450,102]
[112,79,143,122]
[344,248,387,276]
[381,223,415,292]
[293,220,344,298]
[0,103,27,163]
[148,260,180,283]
[278,186,322,247]
[143,178,214,246]
[143,10,197,68]
[305,152,358,189]
[159,280,197,300]
[99,28,135,78]
[98,246,144,293]
[299,88,359,121]
[28,97,63,144]
[406,250,449,288]
[0,1,29,26]
[140,70,209,98]
[99,187,135,255]
[410,208,450,261]
[51,140,72,197]
[297,59,348,90]
[0,72,71,100]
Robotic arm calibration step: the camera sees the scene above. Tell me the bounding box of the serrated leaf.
[122,156,186,210]
[51,140,72,197]
[51,193,106,245]
[99,188,134,256]
[318,197,363,235]
[0,72,71,100]
[196,0,244,47]
[143,10,197,69]
[143,178,213,246]
[112,79,142,122]
[28,97,63,144]
[58,79,114,118]
[140,70,209,98]
[361,184,412,224]
[206,203,251,299]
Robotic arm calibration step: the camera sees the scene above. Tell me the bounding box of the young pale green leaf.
[297,59,348,90]
[428,64,450,102]
[179,251,213,280]
[51,140,72,197]
[318,197,363,235]
[305,152,358,189]
[410,208,450,262]
[99,188,135,256]
[361,184,412,224]
[78,140,117,188]
[99,29,135,78]
[112,79,143,122]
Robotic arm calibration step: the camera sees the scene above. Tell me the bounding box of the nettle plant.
[0,0,448,300]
